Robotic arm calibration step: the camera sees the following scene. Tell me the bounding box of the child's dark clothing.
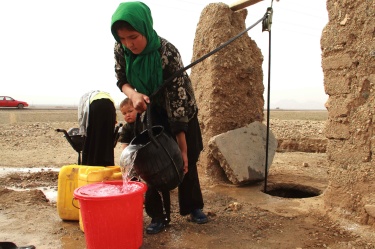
[118,122,136,145]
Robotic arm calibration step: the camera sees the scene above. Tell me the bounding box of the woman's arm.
[114,42,150,113]
[114,42,128,90]
[176,131,188,173]
[161,38,196,133]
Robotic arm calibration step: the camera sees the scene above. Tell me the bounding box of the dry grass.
[266,110,327,121]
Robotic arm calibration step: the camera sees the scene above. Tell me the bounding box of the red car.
[0,96,29,109]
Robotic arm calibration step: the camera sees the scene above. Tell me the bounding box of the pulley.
[262,7,273,32]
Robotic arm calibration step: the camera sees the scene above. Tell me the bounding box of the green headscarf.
[111,2,163,96]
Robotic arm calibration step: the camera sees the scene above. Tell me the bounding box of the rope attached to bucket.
[150,12,269,100]
[263,1,275,193]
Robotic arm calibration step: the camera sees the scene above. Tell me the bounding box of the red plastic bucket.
[73,180,147,249]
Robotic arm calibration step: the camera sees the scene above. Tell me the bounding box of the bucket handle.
[72,197,80,210]
[134,102,160,148]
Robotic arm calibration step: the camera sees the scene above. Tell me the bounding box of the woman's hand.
[121,84,149,112]
[176,132,188,173]
[130,92,149,113]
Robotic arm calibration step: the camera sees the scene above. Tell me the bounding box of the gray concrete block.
[208,121,277,185]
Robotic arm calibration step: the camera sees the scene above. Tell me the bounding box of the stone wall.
[321,0,375,225]
[190,3,264,178]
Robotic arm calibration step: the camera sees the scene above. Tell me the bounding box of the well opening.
[264,183,321,199]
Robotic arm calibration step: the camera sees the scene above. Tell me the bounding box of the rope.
[150,13,268,99]
[263,2,274,193]
[263,29,272,193]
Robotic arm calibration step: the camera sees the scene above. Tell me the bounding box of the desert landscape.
[0,0,372,247]
[0,108,374,249]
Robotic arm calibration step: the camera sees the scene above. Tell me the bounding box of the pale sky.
[0,0,328,109]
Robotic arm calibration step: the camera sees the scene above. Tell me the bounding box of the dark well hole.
[263,183,321,199]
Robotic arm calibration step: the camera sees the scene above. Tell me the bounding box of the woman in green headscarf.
[111,1,208,234]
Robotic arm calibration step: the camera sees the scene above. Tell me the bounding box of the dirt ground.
[1,108,375,249]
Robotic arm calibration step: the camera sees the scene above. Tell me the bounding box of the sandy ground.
[0,108,374,249]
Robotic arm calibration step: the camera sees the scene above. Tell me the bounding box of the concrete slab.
[208,121,277,184]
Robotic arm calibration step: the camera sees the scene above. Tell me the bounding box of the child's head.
[120,98,137,124]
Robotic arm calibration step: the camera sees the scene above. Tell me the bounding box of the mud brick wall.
[321,0,375,226]
[190,3,264,178]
